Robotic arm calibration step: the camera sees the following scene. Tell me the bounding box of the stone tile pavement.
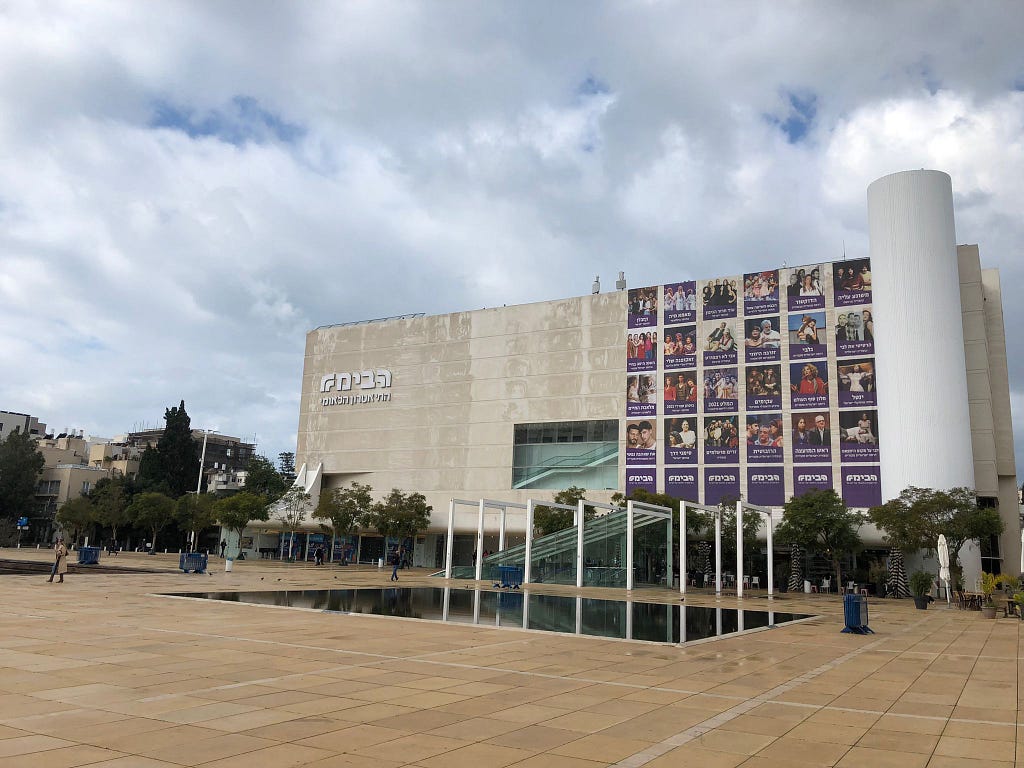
[0,548,1020,767]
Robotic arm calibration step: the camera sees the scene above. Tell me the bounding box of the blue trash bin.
[179,552,208,574]
[77,546,100,565]
[496,565,523,589]
[841,593,874,634]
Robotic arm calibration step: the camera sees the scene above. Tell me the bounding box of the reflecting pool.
[171,587,812,645]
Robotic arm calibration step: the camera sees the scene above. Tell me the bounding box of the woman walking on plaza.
[47,537,68,583]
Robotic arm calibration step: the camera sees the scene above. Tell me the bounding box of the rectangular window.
[512,419,619,491]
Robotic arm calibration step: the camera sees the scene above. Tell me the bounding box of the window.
[81,481,91,494]
[512,420,619,491]
[37,480,61,495]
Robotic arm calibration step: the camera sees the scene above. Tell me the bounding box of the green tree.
[276,486,311,559]
[366,489,432,540]
[776,489,864,589]
[869,486,1003,588]
[244,455,287,502]
[156,400,199,498]
[612,488,712,564]
[90,477,133,544]
[278,452,297,485]
[0,428,45,520]
[56,496,96,545]
[174,493,219,552]
[313,482,372,560]
[127,492,176,552]
[135,445,166,494]
[214,492,270,557]
[534,486,595,537]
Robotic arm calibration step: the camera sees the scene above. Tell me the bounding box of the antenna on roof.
[592,275,600,294]
[842,239,847,261]
[615,271,626,290]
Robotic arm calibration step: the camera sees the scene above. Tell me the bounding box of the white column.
[575,596,582,634]
[680,503,687,596]
[666,514,673,590]
[499,508,507,553]
[445,500,455,578]
[576,500,585,588]
[475,499,484,581]
[442,587,450,621]
[714,511,722,597]
[472,589,480,624]
[625,599,633,640]
[867,170,974,499]
[626,501,635,591]
[524,500,535,584]
[680,604,687,645]
[766,511,774,598]
[736,501,744,599]
[522,591,530,629]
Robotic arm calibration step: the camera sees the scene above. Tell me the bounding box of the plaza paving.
[0,547,1020,768]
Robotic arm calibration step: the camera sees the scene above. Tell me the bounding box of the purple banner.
[627,402,656,417]
[839,411,879,463]
[742,270,780,316]
[748,443,783,464]
[703,367,738,414]
[664,353,696,371]
[701,277,739,320]
[704,444,739,464]
[842,465,882,507]
[792,412,831,463]
[793,466,834,497]
[746,413,783,464]
[786,265,825,311]
[627,286,659,329]
[836,307,874,357]
[833,259,872,308]
[747,467,785,506]
[626,469,657,496]
[663,325,697,371]
[665,469,699,503]
[626,447,656,466]
[704,349,737,367]
[664,281,697,325]
[665,401,697,417]
[837,359,876,409]
[837,338,874,357]
[790,342,827,361]
[665,373,698,415]
[747,394,782,412]
[627,328,657,372]
[627,375,657,417]
[665,418,698,464]
[746,345,780,364]
[704,467,740,506]
[788,311,826,361]
[790,361,828,410]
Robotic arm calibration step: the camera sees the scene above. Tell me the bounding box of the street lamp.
[190,428,217,552]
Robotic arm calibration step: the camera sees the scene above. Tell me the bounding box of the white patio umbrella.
[937,534,951,606]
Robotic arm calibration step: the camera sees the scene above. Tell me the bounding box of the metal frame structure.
[444,496,672,590]
[679,500,721,596]
[735,500,775,599]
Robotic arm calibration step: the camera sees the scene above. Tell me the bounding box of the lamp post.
[191,429,216,552]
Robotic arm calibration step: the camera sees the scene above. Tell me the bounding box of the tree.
[135,445,166,494]
[174,493,219,552]
[715,497,764,574]
[870,486,1003,588]
[127,492,176,552]
[313,482,372,561]
[276,486,311,559]
[214,492,270,557]
[156,400,199,498]
[90,477,133,544]
[56,496,95,545]
[612,488,712,563]
[534,486,595,537]
[244,455,287,502]
[0,428,45,521]
[278,452,297,485]
[366,489,432,540]
[776,489,864,589]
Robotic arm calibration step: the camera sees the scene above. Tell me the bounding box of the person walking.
[314,545,324,566]
[220,539,227,558]
[390,548,401,581]
[47,537,68,583]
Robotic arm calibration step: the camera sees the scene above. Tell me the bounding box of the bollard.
[225,558,234,573]
[378,558,384,568]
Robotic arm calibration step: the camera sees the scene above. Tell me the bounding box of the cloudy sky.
[1,2,1022,472]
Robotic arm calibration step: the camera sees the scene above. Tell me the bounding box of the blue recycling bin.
[841,593,874,634]
[496,565,523,588]
[179,552,208,573]
[77,546,100,565]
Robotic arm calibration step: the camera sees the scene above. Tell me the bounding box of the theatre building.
[282,170,1018,585]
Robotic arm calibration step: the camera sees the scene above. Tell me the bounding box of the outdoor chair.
[751,576,760,589]
[821,577,831,593]
[845,580,855,594]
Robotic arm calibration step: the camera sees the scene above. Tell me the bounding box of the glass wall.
[512,420,619,490]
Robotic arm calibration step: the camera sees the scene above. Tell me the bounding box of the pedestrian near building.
[47,538,68,583]
[390,547,402,581]
[220,539,227,557]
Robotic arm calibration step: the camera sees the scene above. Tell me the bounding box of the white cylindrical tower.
[867,170,974,501]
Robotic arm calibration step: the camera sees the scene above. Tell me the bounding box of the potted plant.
[979,571,1007,618]
[1012,592,1024,620]
[909,571,933,610]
